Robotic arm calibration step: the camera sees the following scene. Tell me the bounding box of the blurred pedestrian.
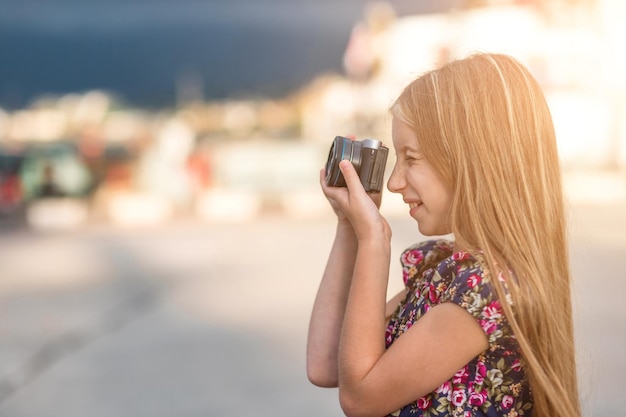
[38,162,64,198]
[307,53,580,417]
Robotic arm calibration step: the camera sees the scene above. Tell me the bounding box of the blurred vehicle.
[18,141,93,231]
[19,141,93,200]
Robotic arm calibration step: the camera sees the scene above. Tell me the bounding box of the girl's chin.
[417,222,450,237]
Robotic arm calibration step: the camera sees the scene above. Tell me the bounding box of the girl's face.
[387,117,453,236]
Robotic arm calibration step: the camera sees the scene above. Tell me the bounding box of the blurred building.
[302,0,624,163]
[0,0,624,226]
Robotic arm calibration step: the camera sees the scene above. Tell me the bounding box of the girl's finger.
[339,160,366,197]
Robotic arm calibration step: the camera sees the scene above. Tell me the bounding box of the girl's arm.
[307,218,406,388]
[307,164,400,388]
[333,161,488,417]
[306,220,357,387]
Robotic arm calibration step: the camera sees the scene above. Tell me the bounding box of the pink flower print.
[453,251,470,261]
[477,361,487,378]
[435,381,451,399]
[473,370,485,386]
[466,273,481,288]
[402,249,424,266]
[417,396,432,410]
[512,358,522,372]
[480,319,498,335]
[453,367,469,384]
[502,395,514,409]
[451,389,467,407]
[469,390,485,406]
[385,324,394,344]
[428,284,438,303]
[403,266,418,285]
[483,301,502,320]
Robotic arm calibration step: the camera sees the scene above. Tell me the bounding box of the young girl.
[306,53,581,417]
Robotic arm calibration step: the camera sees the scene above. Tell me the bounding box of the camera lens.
[325,136,362,187]
[324,138,340,185]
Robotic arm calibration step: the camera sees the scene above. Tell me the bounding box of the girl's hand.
[320,160,391,242]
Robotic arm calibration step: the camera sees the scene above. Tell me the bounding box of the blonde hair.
[391,53,580,417]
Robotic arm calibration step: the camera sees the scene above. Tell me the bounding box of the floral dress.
[385,240,533,417]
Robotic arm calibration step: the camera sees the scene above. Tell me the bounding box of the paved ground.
[0,199,624,417]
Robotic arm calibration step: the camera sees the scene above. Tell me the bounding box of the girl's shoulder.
[400,239,454,265]
[400,239,454,286]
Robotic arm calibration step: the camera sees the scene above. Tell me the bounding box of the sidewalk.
[0,199,624,416]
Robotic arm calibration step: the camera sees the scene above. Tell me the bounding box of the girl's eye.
[406,154,423,163]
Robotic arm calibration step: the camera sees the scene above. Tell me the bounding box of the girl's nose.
[387,164,404,194]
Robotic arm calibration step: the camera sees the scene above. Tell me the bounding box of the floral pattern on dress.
[385,240,533,417]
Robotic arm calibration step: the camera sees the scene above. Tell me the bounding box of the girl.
[306,53,581,417]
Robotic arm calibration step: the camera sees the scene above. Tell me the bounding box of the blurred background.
[0,0,625,416]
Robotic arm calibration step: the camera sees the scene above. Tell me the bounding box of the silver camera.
[324,136,389,193]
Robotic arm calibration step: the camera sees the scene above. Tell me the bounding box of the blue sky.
[0,0,458,108]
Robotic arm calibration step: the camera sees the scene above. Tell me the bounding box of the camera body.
[325,136,389,193]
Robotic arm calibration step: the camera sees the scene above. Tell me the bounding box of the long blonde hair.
[392,53,581,417]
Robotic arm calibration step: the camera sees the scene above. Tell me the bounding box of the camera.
[325,136,389,193]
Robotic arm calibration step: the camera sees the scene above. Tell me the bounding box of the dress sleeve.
[440,258,506,344]
[400,239,453,286]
